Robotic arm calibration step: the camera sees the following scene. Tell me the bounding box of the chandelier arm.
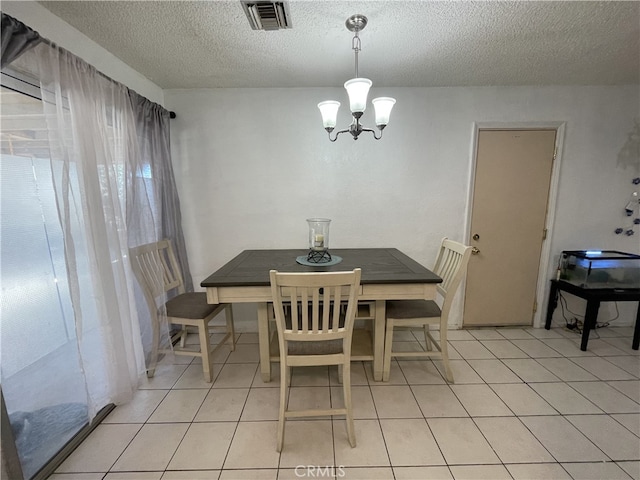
[328,127,351,142]
[360,127,383,140]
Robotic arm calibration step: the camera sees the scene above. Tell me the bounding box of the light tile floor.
[51,326,640,480]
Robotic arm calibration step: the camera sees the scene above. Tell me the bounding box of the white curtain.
[13,42,159,418]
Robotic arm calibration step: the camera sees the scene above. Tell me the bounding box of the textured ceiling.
[31,1,640,89]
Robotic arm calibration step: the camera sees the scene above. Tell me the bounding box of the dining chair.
[269,268,362,452]
[129,239,235,382]
[383,238,472,383]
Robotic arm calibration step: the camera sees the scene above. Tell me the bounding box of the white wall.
[2,1,164,105]
[166,85,640,330]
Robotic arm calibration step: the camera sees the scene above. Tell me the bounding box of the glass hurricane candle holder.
[306,218,332,263]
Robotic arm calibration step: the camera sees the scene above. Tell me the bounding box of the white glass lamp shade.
[371,97,396,128]
[344,78,372,114]
[317,101,341,129]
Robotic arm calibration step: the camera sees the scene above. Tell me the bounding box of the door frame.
[461,121,567,328]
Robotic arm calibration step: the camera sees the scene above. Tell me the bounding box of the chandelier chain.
[351,32,361,77]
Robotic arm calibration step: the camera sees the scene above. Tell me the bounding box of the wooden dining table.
[201,248,442,382]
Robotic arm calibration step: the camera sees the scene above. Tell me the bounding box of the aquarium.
[560,250,640,289]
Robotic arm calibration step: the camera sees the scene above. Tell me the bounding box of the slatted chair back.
[130,239,185,303]
[432,238,472,317]
[270,269,361,348]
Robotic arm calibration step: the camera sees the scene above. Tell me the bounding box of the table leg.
[633,303,640,350]
[373,300,386,381]
[580,300,600,351]
[545,281,559,330]
[257,302,271,382]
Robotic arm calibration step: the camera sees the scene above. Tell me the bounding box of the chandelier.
[318,14,396,142]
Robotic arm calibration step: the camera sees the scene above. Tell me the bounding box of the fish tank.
[559,250,640,289]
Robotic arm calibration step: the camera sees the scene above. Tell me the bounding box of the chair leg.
[383,317,395,382]
[198,320,213,383]
[342,360,356,447]
[225,304,236,351]
[423,324,433,351]
[179,327,188,348]
[146,316,161,378]
[439,323,454,384]
[277,361,288,452]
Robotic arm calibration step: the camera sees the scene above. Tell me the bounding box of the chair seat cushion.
[386,300,441,319]
[165,292,219,319]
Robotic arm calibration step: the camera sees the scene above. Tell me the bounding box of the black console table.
[545,279,640,351]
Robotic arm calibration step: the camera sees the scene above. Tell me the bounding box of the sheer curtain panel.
[14,41,157,418]
[1,13,188,478]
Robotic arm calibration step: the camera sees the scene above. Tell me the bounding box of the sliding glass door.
[1,80,91,479]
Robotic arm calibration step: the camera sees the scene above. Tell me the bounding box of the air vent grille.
[241,1,292,30]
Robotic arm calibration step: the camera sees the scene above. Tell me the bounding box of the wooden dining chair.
[269,268,362,452]
[129,239,235,382]
[383,238,472,383]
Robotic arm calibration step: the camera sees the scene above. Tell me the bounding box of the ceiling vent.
[241,1,292,30]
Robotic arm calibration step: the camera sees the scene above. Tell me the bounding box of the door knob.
[472,234,480,241]
[471,247,481,255]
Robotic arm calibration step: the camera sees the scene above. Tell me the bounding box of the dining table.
[201,248,442,382]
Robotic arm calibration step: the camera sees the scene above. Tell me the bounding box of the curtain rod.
[25,19,177,119]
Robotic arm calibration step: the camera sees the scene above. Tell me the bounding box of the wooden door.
[463,129,556,326]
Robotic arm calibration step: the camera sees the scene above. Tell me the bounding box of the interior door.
[463,129,556,326]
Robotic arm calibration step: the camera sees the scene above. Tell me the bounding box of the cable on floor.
[557,291,620,338]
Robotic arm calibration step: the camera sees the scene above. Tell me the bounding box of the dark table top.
[201,248,442,288]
